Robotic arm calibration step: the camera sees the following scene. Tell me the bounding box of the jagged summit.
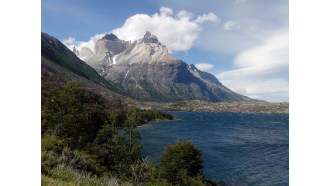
[100,33,120,41]
[64,31,256,102]
[142,31,159,44]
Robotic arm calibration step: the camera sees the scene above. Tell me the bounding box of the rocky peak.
[73,46,79,56]
[100,33,120,41]
[143,31,159,44]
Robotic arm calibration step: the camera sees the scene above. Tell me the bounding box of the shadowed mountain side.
[81,32,257,102]
[41,32,122,93]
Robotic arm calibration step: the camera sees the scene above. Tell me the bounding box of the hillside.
[41,32,136,104]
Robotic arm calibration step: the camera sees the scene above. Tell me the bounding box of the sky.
[3,2,330,184]
[42,0,288,102]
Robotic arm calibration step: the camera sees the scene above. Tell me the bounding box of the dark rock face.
[77,31,256,102]
[143,31,159,43]
[100,33,120,41]
[103,60,253,102]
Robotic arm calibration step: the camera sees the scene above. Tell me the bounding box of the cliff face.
[77,32,256,102]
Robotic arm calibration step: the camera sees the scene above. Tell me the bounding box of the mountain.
[41,32,135,103]
[41,32,287,113]
[42,32,113,87]
[77,31,255,102]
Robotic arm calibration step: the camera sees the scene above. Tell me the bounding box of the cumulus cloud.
[159,6,173,15]
[194,12,218,24]
[63,7,218,53]
[195,63,214,71]
[217,31,288,102]
[112,7,218,52]
[62,37,78,51]
[223,21,238,31]
[62,33,105,53]
[176,10,194,19]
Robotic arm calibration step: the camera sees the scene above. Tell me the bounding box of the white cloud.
[112,7,218,52]
[195,63,214,71]
[62,33,105,53]
[176,10,194,19]
[62,37,77,51]
[217,31,288,102]
[233,31,288,70]
[62,37,76,45]
[223,21,238,31]
[194,12,218,24]
[63,7,218,53]
[194,0,288,55]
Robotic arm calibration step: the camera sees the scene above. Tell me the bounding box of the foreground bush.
[160,140,203,185]
[41,81,175,184]
[144,140,214,186]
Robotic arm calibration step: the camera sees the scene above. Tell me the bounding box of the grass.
[41,166,132,186]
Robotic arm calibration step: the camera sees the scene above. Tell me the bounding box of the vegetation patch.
[42,81,217,185]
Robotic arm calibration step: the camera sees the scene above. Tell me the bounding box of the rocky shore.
[135,100,289,114]
[166,101,289,114]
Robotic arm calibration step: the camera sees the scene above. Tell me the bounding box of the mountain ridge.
[74,31,257,102]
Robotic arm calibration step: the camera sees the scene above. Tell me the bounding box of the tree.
[160,140,203,185]
[42,81,108,148]
[92,121,142,179]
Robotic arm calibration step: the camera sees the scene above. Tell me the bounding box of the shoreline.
[133,101,289,114]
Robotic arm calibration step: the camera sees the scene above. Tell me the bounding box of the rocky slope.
[41,32,130,100]
[77,32,256,102]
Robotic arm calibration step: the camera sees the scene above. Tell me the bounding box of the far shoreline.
[134,101,289,114]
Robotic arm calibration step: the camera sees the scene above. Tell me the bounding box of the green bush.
[145,163,169,186]
[92,122,142,179]
[160,140,204,185]
[42,81,108,148]
[41,134,105,176]
[42,134,66,153]
[41,81,179,184]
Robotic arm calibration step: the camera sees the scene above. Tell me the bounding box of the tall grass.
[41,166,132,186]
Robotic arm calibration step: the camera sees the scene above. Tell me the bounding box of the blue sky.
[42,0,288,102]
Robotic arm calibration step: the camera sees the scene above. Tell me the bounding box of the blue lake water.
[138,112,289,185]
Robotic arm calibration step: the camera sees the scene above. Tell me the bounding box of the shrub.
[42,81,108,148]
[41,81,177,184]
[160,140,203,185]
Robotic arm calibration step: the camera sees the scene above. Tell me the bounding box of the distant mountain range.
[72,31,255,102]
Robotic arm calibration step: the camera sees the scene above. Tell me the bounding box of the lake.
[138,112,289,185]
